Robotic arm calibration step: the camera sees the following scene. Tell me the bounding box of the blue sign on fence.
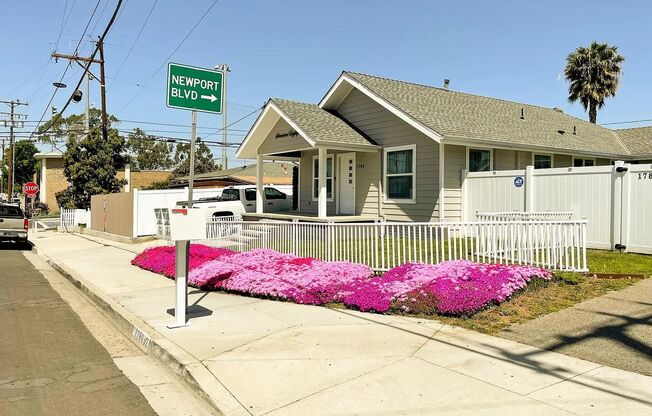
[514,176,524,188]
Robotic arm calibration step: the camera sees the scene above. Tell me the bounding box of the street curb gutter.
[32,247,250,416]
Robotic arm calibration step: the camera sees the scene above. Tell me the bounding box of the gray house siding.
[443,144,466,221]
[335,89,440,222]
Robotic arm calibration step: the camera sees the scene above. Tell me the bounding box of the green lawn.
[398,249,651,334]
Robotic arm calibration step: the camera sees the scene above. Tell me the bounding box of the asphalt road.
[0,242,159,416]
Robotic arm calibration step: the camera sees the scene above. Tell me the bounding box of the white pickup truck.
[0,203,29,244]
[178,185,292,218]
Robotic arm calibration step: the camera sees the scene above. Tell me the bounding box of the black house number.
[638,172,652,180]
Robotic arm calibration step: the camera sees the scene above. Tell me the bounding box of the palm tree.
[564,42,624,123]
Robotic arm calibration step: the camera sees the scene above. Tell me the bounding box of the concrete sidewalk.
[31,231,652,416]
[500,277,652,376]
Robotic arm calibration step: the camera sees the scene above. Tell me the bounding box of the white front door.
[337,153,356,215]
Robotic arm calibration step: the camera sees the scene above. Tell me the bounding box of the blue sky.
[2,0,651,166]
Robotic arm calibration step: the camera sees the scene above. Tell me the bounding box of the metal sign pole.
[167,110,197,329]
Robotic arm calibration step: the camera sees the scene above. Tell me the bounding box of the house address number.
[638,172,652,180]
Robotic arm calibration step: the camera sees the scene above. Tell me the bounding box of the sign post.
[23,182,38,231]
[165,63,224,329]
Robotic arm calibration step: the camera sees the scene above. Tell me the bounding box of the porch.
[236,98,381,220]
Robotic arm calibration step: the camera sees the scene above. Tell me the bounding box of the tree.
[56,127,127,209]
[171,141,217,178]
[564,42,624,123]
[125,128,175,170]
[37,108,118,145]
[2,140,39,193]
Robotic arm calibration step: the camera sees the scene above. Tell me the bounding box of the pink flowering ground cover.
[131,246,551,316]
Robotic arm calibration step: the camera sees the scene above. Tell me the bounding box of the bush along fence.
[205,218,588,273]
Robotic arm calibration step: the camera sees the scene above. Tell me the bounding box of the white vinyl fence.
[205,219,588,272]
[463,162,652,254]
[60,208,91,227]
[476,211,574,221]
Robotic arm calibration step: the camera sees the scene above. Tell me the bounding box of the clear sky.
[1,0,651,166]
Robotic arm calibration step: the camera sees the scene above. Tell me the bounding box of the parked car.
[0,203,29,244]
[177,186,291,218]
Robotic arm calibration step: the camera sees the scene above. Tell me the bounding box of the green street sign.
[166,63,224,114]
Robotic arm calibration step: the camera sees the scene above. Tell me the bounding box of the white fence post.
[525,165,535,213]
[612,161,626,251]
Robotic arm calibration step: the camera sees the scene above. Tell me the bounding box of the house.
[237,71,651,222]
[35,152,171,212]
[171,161,294,188]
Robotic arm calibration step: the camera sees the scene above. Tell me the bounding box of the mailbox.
[169,207,207,241]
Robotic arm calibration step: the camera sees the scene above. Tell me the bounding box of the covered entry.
[236,98,380,219]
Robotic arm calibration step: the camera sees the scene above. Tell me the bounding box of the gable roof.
[271,98,377,148]
[236,98,378,158]
[174,161,293,185]
[334,72,630,157]
[614,126,652,157]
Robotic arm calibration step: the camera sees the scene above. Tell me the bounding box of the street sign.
[23,182,39,197]
[166,63,224,114]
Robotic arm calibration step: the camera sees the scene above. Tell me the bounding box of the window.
[221,188,240,201]
[533,154,553,169]
[573,158,595,167]
[384,145,416,202]
[245,189,257,201]
[312,155,333,201]
[0,205,23,218]
[468,148,492,172]
[265,187,286,200]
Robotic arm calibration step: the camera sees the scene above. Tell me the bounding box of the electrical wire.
[112,0,157,80]
[114,0,219,116]
[30,0,125,139]
[601,119,652,126]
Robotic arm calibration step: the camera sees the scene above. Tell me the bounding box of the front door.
[337,153,355,215]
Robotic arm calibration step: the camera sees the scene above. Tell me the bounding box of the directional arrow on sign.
[200,94,217,102]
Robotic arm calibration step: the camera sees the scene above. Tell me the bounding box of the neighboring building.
[35,152,171,212]
[237,71,652,222]
[171,162,295,188]
[612,126,652,163]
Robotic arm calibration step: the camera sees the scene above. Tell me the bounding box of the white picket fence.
[206,219,588,272]
[476,211,574,222]
[60,208,91,227]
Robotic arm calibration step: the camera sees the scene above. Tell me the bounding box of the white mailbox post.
[167,207,207,328]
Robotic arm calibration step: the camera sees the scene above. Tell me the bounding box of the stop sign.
[23,182,39,197]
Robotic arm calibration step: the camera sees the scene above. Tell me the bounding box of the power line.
[203,106,263,139]
[30,0,125,139]
[112,0,157,79]
[114,0,219,115]
[601,119,652,126]
[29,0,104,139]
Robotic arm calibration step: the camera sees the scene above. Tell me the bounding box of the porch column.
[318,147,327,218]
[438,143,445,221]
[256,154,264,214]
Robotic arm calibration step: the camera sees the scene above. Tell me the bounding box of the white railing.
[206,215,243,239]
[476,211,574,222]
[60,208,91,227]
[206,219,588,272]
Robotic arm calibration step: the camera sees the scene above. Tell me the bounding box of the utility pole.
[214,64,230,170]
[0,99,28,198]
[52,39,108,141]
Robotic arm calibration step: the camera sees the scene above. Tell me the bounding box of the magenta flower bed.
[131,246,551,316]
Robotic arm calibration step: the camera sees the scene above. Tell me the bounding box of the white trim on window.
[466,146,494,172]
[383,144,416,204]
[532,153,554,169]
[312,154,334,202]
[572,156,597,167]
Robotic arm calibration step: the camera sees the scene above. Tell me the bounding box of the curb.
[32,246,250,416]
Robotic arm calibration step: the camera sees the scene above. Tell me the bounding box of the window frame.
[383,144,417,204]
[532,153,554,169]
[572,157,596,167]
[466,147,494,172]
[311,154,334,202]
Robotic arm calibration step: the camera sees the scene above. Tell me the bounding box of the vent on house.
[520,108,524,120]
[443,79,450,90]
[573,126,577,135]
[557,129,565,135]
[552,107,564,113]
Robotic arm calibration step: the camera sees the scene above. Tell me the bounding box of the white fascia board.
[235,103,276,159]
[268,101,317,147]
[320,73,442,144]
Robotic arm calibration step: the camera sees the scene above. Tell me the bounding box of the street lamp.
[214,64,230,170]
